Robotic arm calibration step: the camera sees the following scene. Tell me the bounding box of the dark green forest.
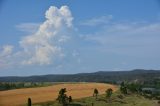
[1,69,160,91]
[0,69,160,83]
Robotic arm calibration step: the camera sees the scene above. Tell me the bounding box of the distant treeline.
[0,69,160,83]
[0,82,52,91]
[0,69,160,91]
[1,79,160,91]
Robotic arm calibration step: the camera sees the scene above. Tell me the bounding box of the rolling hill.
[0,69,160,83]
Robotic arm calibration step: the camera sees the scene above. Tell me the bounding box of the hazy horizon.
[0,68,159,77]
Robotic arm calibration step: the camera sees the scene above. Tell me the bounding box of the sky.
[0,0,160,76]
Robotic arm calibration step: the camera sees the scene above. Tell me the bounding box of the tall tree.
[93,88,99,99]
[28,98,32,106]
[68,96,72,103]
[106,88,113,103]
[120,82,128,94]
[57,88,68,106]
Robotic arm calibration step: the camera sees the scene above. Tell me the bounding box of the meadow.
[34,91,157,106]
[0,83,117,106]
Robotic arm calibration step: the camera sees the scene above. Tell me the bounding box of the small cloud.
[80,15,112,26]
[16,23,41,33]
[0,45,14,57]
[0,45,14,68]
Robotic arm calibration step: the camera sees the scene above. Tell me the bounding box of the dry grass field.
[0,83,117,106]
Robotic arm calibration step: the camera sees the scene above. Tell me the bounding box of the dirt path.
[0,83,117,106]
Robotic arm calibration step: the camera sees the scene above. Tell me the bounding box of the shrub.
[93,88,99,99]
[28,98,32,106]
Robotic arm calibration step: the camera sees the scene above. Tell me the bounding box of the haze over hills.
[0,69,160,82]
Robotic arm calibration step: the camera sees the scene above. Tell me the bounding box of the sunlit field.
[0,83,117,106]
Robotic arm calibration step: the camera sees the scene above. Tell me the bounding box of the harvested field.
[0,83,117,106]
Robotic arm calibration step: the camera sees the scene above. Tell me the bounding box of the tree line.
[0,82,52,91]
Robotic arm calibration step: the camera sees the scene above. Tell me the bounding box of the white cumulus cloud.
[20,5,73,65]
[0,5,74,68]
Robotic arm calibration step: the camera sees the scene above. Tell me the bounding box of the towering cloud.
[19,6,73,65]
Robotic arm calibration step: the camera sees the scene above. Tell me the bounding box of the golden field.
[0,83,117,106]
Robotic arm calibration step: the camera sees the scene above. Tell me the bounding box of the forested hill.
[0,69,160,82]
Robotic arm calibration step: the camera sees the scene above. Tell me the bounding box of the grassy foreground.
[32,91,158,106]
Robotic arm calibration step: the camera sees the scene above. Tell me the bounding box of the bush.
[28,98,32,106]
[106,88,113,98]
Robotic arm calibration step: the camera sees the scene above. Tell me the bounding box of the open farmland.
[0,83,117,106]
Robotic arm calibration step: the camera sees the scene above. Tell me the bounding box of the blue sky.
[0,0,160,76]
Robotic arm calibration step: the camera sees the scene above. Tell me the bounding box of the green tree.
[127,83,142,94]
[28,98,32,106]
[57,88,68,106]
[68,96,72,103]
[120,82,127,94]
[106,88,113,98]
[93,88,99,99]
